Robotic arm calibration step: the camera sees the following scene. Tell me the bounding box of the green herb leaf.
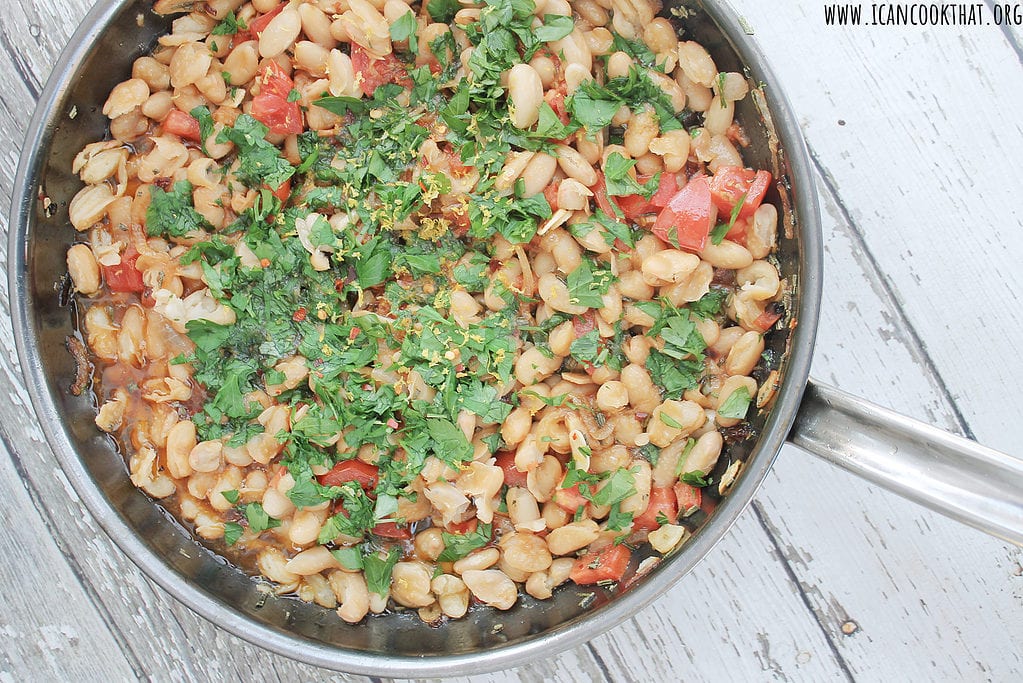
[717,386,752,419]
[242,502,281,534]
[216,114,295,190]
[146,180,210,238]
[221,489,240,505]
[566,258,615,309]
[426,417,474,464]
[535,14,574,42]
[587,468,637,507]
[389,11,418,52]
[438,522,493,562]
[313,95,369,117]
[603,152,659,199]
[190,105,215,155]
[426,0,460,23]
[331,546,364,571]
[223,522,243,546]
[364,546,401,597]
[658,411,684,429]
[681,470,711,487]
[211,11,247,36]
[711,192,747,245]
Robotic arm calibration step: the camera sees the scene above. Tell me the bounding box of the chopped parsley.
[438,522,493,562]
[146,180,210,238]
[718,386,753,420]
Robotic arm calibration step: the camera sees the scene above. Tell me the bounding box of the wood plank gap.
[750,502,856,683]
[582,641,616,683]
[0,426,153,682]
[0,24,41,99]
[983,0,1023,65]
[807,146,976,440]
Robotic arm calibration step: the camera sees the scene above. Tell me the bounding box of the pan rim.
[7,0,823,676]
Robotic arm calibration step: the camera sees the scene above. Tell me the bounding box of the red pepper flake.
[348,327,361,340]
[386,418,400,429]
[259,258,271,268]
[292,307,307,322]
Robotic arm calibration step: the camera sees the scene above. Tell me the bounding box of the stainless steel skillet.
[8,0,1022,676]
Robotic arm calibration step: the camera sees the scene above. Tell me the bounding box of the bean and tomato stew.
[66,0,784,623]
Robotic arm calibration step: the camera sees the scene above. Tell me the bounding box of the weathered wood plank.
[0,2,1020,682]
[742,5,1023,450]
[0,438,141,682]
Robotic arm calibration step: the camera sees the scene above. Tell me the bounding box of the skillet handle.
[788,378,1023,546]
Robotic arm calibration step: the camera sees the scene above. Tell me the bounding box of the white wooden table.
[1,2,1021,681]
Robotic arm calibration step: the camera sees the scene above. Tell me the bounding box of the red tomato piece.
[446,518,478,535]
[251,93,303,135]
[264,177,291,202]
[102,245,145,293]
[650,172,679,209]
[350,45,411,97]
[589,173,619,218]
[250,62,302,135]
[317,460,380,491]
[258,60,294,100]
[632,486,679,531]
[708,166,772,219]
[572,310,596,337]
[554,484,588,514]
[673,482,702,518]
[570,544,632,585]
[543,180,561,212]
[248,3,285,39]
[652,175,718,253]
[544,89,571,127]
[724,217,748,244]
[741,170,772,218]
[495,450,529,488]
[162,109,201,142]
[371,522,412,540]
[751,308,783,332]
[615,192,651,220]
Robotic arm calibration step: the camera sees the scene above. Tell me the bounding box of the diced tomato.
[264,178,291,202]
[446,518,478,535]
[589,173,619,218]
[570,544,632,585]
[651,175,718,253]
[615,192,651,220]
[597,172,680,222]
[725,217,748,244]
[371,522,412,540]
[162,109,201,142]
[350,44,411,97]
[251,92,303,135]
[250,62,302,135]
[554,484,588,514]
[673,482,702,518]
[572,310,596,336]
[650,172,679,208]
[495,451,529,488]
[248,3,285,39]
[751,308,783,332]
[317,460,380,492]
[708,167,772,219]
[258,60,294,100]
[544,89,571,127]
[543,180,561,212]
[102,245,145,293]
[632,487,678,531]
